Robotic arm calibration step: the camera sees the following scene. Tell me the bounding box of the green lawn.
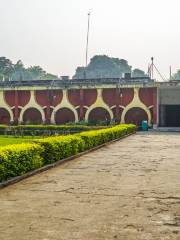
[0,136,40,147]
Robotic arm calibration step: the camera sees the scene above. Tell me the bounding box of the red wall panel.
[68,90,81,106]
[102,89,116,107]
[139,88,155,107]
[83,89,97,106]
[36,90,63,107]
[5,90,30,107]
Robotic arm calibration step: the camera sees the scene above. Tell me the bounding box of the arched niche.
[23,108,42,124]
[55,108,75,124]
[0,108,11,124]
[88,107,111,124]
[125,107,148,126]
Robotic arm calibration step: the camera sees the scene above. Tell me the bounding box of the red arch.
[23,108,42,124]
[89,107,110,122]
[0,108,10,124]
[125,107,148,126]
[55,108,75,124]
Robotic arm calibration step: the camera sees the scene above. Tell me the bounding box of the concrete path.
[0,132,180,240]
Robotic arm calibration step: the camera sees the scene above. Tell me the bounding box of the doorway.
[159,105,180,127]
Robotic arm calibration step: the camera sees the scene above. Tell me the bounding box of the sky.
[0,0,180,80]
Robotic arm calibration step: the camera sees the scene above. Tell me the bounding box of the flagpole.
[84,12,91,79]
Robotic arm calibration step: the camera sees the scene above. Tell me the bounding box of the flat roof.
[0,77,155,90]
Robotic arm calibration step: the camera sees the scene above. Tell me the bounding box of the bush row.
[0,124,136,182]
[0,143,44,182]
[0,124,108,136]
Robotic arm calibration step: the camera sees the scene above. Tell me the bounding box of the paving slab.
[0,132,180,240]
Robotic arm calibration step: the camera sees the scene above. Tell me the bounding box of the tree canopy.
[171,69,180,80]
[0,57,14,81]
[0,57,59,81]
[73,55,147,79]
[132,68,147,78]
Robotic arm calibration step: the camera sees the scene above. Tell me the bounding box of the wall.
[159,88,180,105]
[0,86,157,126]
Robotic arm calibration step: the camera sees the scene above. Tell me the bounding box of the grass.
[0,135,40,147]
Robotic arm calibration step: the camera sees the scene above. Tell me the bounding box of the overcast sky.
[0,0,180,79]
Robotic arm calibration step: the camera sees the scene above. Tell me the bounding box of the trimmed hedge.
[78,124,135,150]
[11,125,106,131]
[35,135,85,165]
[0,124,108,136]
[0,124,136,182]
[35,124,136,164]
[0,143,44,182]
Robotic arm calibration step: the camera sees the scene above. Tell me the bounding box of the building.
[0,77,179,127]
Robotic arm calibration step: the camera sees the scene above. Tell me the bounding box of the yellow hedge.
[0,143,44,182]
[0,124,136,182]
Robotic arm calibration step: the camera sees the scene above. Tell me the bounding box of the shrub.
[78,124,135,150]
[0,143,44,182]
[36,124,136,163]
[0,124,108,136]
[0,124,136,182]
[35,135,85,165]
[0,125,7,130]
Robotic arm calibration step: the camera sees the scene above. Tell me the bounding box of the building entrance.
[159,105,180,127]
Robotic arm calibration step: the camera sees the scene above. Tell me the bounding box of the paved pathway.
[0,132,180,240]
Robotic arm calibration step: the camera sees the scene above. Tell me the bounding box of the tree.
[132,68,147,78]
[172,69,180,80]
[39,73,59,80]
[0,73,4,81]
[112,58,131,75]
[0,57,14,81]
[73,55,132,79]
[27,66,46,80]
[0,56,59,81]
[14,60,24,71]
[12,60,25,81]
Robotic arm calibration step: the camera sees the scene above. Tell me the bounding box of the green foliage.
[0,125,7,130]
[35,135,85,165]
[78,124,135,150]
[13,124,103,131]
[27,66,46,79]
[0,56,59,81]
[39,73,59,80]
[73,55,132,79]
[0,124,107,136]
[0,124,136,182]
[171,69,180,80]
[0,143,44,182]
[132,68,147,78]
[11,60,32,81]
[0,135,40,147]
[36,124,136,164]
[0,57,14,81]
[73,55,147,79]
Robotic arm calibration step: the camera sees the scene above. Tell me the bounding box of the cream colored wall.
[1,87,153,124]
[51,90,78,123]
[121,88,152,125]
[85,89,113,121]
[19,90,45,123]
